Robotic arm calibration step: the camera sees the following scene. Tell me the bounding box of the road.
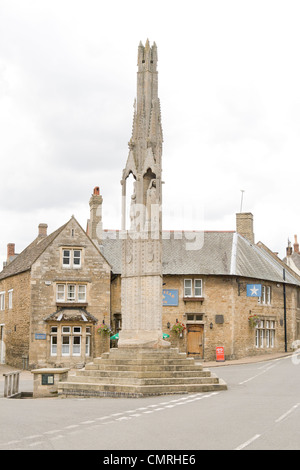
[0,354,300,452]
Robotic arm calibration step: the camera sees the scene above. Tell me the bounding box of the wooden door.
[187,324,204,358]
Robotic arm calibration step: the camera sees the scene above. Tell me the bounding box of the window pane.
[194,279,202,296]
[86,335,90,356]
[67,285,76,301]
[57,284,65,300]
[73,250,81,266]
[51,336,57,356]
[73,336,81,356]
[78,285,86,301]
[62,336,70,355]
[63,250,70,265]
[267,287,271,304]
[184,279,192,296]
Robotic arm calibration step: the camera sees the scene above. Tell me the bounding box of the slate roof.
[101,230,300,286]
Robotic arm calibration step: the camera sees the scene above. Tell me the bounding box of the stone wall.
[0,271,31,368]
[160,274,299,361]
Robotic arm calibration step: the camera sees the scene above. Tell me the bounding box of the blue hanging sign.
[246,284,262,297]
[162,289,179,306]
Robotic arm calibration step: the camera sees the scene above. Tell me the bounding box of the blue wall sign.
[35,333,47,340]
[246,284,262,297]
[162,289,179,306]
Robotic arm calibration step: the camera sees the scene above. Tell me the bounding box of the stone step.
[100,348,188,359]
[75,369,212,379]
[58,379,227,398]
[91,358,198,367]
[58,348,227,398]
[68,374,219,385]
[85,363,204,372]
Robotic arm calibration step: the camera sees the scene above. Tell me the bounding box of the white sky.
[0,0,299,265]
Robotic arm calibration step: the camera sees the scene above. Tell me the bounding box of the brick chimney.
[236,213,255,244]
[7,243,15,264]
[88,187,103,245]
[294,235,299,254]
[38,223,48,238]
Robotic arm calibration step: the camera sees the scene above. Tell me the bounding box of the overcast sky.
[0,0,299,265]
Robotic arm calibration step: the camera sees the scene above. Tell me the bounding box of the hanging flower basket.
[248,315,260,328]
[97,324,112,335]
[171,321,186,336]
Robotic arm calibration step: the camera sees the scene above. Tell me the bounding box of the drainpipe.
[283,269,287,353]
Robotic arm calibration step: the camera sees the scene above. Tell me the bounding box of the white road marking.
[235,434,261,450]
[275,403,300,423]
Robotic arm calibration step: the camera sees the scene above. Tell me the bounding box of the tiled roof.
[101,230,300,286]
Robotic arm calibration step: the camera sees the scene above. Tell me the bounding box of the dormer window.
[62,249,82,268]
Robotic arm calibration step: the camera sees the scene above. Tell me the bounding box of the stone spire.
[123,40,163,230]
[119,40,168,349]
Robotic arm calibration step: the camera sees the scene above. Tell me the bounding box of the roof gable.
[0,216,112,281]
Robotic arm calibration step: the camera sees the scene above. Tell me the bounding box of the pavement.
[202,351,293,367]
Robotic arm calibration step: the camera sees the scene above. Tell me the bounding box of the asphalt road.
[0,354,300,452]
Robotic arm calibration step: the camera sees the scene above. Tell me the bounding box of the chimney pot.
[93,186,100,196]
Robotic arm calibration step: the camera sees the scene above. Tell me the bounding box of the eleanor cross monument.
[118,40,169,349]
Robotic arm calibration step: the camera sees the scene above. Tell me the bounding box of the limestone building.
[0,217,111,369]
[100,216,300,361]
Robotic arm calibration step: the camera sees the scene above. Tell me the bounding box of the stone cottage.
[0,216,111,369]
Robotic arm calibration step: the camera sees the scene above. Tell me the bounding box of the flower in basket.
[97,323,112,335]
[248,314,260,328]
[171,321,186,335]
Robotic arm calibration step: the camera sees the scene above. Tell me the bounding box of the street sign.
[216,346,225,362]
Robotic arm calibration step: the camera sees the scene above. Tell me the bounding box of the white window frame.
[8,289,13,309]
[62,326,71,356]
[67,285,76,302]
[56,283,87,303]
[73,250,81,268]
[62,249,82,269]
[184,279,192,297]
[78,285,86,302]
[50,327,57,356]
[255,319,275,349]
[258,285,271,305]
[56,284,65,302]
[86,327,91,356]
[184,279,203,298]
[194,279,202,297]
[72,335,81,356]
[0,292,5,311]
[62,249,71,267]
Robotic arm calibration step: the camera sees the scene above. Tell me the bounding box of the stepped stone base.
[58,348,227,398]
